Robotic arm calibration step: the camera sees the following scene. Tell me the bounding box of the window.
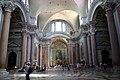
[51,21,66,32]
[62,23,65,32]
[56,22,62,31]
[45,20,72,33]
[52,22,55,32]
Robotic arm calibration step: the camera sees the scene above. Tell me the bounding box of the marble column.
[75,43,78,63]
[70,44,74,64]
[79,43,82,61]
[42,45,45,65]
[105,2,120,66]
[21,31,27,66]
[45,45,48,67]
[87,34,93,67]
[36,43,39,65]
[0,2,14,71]
[33,43,39,65]
[67,39,71,64]
[27,35,31,62]
[47,44,50,67]
[83,32,89,65]
[26,35,29,62]
[90,22,97,66]
[40,44,43,66]
[30,34,35,65]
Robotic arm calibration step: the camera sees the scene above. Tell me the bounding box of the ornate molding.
[22,23,37,35]
[3,1,15,13]
[104,2,116,11]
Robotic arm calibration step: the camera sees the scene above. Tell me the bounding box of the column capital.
[3,1,15,13]
[90,28,96,35]
[89,21,97,35]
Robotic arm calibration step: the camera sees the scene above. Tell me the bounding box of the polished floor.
[0,66,120,80]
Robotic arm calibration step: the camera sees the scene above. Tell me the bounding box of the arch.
[14,1,29,23]
[86,0,103,22]
[8,51,17,68]
[43,19,74,32]
[50,37,67,66]
[46,33,71,39]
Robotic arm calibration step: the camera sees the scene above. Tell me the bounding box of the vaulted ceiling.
[29,0,88,31]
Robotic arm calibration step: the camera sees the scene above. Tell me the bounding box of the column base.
[0,69,9,74]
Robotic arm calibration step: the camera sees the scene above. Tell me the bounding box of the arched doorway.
[8,7,25,67]
[92,6,111,65]
[50,38,67,66]
[101,50,109,64]
[8,51,17,68]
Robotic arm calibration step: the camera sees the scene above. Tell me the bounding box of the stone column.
[36,43,39,65]
[21,31,27,66]
[42,45,45,65]
[74,42,78,63]
[105,2,120,66]
[70,44,74,64]
[0,2,14,72]
[45,45,48,67]
[40,44,43,66]
[47,43,50,68]
[90,21,97,66]
[67,39,71,64]
[30,34,35,65]
[25,35,29,62]
[82,32,88,65]
[27,35,31,62]
[87,33,93,67]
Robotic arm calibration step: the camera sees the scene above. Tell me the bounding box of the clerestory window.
[52,21,66,32]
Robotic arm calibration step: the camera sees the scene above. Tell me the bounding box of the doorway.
[8,51,17,68]
[101,50,109,64]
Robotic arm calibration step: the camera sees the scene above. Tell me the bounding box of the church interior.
[0,0,120,79]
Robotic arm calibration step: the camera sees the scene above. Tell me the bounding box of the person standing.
[24,63,31,80]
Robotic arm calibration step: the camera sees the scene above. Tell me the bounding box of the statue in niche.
[56,50,62,60]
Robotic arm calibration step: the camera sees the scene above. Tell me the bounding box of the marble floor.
[0,67,120,80]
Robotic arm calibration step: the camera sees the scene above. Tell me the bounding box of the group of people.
[66,62,86,71]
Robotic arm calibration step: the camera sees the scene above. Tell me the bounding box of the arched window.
[51,21,68,32]
[44,20,73,34]
[52,21,65,32]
